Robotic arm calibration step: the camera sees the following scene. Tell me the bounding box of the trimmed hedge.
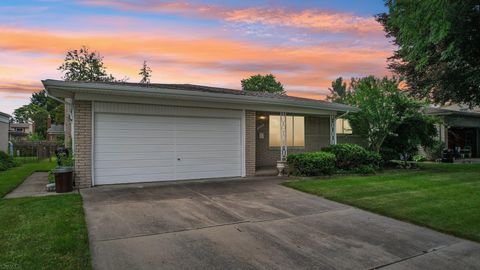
[0,151,15,171]
[287,152,336,176]
[322,143,382,171]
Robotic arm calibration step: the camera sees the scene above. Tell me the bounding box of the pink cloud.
[79,0,383,34]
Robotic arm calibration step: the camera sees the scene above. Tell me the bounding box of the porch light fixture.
[258,116,267,120]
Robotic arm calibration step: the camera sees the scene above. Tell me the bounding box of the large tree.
[326,77,349,103]
[14,90,64,139]
[13,103,49,139]
[241,74,285,94]
[58,46,117,82]
[377,1,480,106]
[346,76,435,154]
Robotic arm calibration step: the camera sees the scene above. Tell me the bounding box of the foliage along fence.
[10,141,58,163]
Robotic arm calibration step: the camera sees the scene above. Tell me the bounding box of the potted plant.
[54,147,74,193]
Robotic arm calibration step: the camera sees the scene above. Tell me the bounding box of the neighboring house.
[9,122,34,141]
[46,115,64,141]
[43,80,357,188]
[0,112,10,153]
[426,105,480,158]
[47,124,64,141]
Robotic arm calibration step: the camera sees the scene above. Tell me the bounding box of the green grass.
[0,160,91,269]
[0,195,91,270]
[284,163,480,242]
[0,159,56,198]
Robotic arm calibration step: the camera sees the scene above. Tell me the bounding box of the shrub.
[413,154,427,162]
[287,152,336,176]
[425,140,445,161]
[322,143,382,171]
[351,165,376,175]
[0,151,16,171]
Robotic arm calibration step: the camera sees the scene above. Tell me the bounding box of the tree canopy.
[345,76,435,155]
[377,0,480,106]
[13,90,64,140]
[58,46,118,82]
[241,74,285,94]
[326,77,349,103]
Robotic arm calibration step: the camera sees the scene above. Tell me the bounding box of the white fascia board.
[42,80,358,114]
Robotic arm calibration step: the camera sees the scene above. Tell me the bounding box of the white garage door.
[94,113,242,185]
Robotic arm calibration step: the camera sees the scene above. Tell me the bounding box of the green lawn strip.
[284,163,480,242]
[0,194,91,270]
[0,159,56,198]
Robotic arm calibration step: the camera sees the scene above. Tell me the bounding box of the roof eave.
[42,80,358,113]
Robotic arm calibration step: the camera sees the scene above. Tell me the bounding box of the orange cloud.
[79,0,382,34]
[0,25,391,104]
[0,81,42,94]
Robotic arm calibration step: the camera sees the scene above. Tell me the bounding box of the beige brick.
[74,100,92,188]
[245,110,256,176]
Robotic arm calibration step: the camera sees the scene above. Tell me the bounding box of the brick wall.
[74,100,92,188]
[255,114,331,167]
[245,110,256,176]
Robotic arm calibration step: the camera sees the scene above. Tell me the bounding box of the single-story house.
[43,80,357,188]
[0,112,10,153]
[426,105,480,158]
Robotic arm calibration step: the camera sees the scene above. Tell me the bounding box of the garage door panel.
[176,170,241,180]
[177,157,241,166]
[176,145,240,152]
[96,152,174,161]
[96,144,175,153]
[96,173,175,185]
[175,130,239,138]
[176,137,239,145]
[175,163,240,173]
[175,123,240,132]
[96,165,175,177]
[97,113,176,124]
[96,159,175,168]
[98,122,175,130]
[96,130,175,138]
[96,137,176,145]
[174,151,236,159]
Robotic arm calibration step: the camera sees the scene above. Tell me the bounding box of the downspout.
[45,89,74,151]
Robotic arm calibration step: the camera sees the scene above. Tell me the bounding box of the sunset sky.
[0,0,393,115]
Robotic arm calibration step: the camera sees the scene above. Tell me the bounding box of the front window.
[269,115,305,147]
[336,118,352,134]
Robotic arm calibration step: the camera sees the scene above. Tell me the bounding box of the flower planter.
[276,160,287,176]
[54,167,74,193]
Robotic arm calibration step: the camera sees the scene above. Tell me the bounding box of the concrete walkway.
[81,178,480,270]
[5,172,77,198]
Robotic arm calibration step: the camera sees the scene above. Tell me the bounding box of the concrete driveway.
[81,177,480,270]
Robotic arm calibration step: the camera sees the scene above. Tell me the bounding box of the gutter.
[45,88,71,105]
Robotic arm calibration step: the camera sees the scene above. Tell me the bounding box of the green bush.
[413,154,427,162]
[287,152,336,176]
[0,151,16,171]
[350,165,376,175]
[425,140,445,161]
[322,143,382,170]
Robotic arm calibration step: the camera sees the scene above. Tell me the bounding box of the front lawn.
[0,195,91,270]
[284,163,480,242]
[0,159,56,198]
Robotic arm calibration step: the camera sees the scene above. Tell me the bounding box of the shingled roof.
[43,80,356,112]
